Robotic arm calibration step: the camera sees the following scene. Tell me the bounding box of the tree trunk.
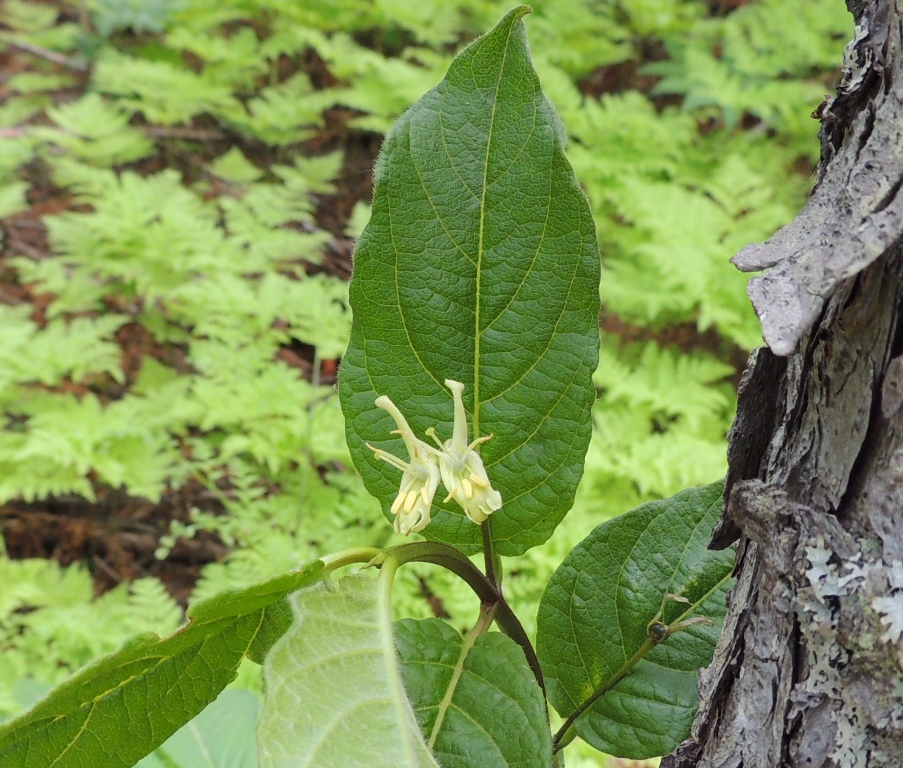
[663,1,903,765]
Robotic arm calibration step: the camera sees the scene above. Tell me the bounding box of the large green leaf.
[340,6,600,556]
[536,482,734,759]
[395,618,551,768]
[258,572,440,768]
[0,563,323,768]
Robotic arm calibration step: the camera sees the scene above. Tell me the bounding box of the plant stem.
[481,518,501,588]
[551,637,655,753]
[378,553,400,609]
[389,541,544,695]
[78,0,91,34]
[320,542,544,696]
[311,349,321,389]
[320,546,383,572]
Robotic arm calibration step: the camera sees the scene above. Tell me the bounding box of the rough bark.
[663,2,903,766]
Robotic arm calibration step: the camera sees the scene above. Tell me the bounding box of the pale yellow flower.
[368,395,441,535]
[427,380,502,524]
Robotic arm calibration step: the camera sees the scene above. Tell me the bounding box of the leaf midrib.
[473,18,518,440]
[427,629,482,749]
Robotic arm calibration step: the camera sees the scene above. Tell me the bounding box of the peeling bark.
[663,2,903,766]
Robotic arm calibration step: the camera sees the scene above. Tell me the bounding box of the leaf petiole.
[320,546,384,573]
[317,541,542,693]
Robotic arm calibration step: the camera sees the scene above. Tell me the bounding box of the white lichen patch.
[802,540,838,605]
[872,560,903,644]
[804,537,842,603]
[834,704,869,768]
[796,543,903,767]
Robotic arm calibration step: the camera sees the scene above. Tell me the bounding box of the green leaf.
[0,181,28,217]
[208,148,264,184]
[137,688,261,768]
[0,562,324,768]
[92,0,178,36]
[340,6,600,556]
[536,481,734,759]
[395,618,551,768]
[258,572,439,768]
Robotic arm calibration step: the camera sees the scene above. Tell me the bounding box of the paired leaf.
[0,562,323,768]
[536,481,734,759]
[339,6,601,556]
[258,572,439,768]
[395,618,551,768]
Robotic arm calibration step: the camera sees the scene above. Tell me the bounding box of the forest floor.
[0,60,374,602]
[0,8,741,606]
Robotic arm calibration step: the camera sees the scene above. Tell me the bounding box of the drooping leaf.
[339,6,600,556]
[0,562,323,768]
[137,688,261,768]
[536,481,734,759]
[395,618,551,768]
[258,572,440,768]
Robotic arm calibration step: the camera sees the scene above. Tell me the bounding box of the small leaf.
[0,182,29,218]
[210,148,264,184]
[536,481,734,759]
[0,562,323,768]
[258,572,440,768]
[395,618,551,768]
[340,6,600,556]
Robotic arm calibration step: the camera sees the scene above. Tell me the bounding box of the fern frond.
[596,340,733,431]
[94,51,240,124]
[42,94,155,165]
[225,74,330,145]
[317,34,450,133]
[166,25,267,90]
[0,306,126,387]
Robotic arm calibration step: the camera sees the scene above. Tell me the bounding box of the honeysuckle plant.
[0,8,736,768]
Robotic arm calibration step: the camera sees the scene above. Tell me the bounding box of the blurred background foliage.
[0,0,850,764]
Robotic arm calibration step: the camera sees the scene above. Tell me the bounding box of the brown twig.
[141,126,226,141]
[6,39,88,72]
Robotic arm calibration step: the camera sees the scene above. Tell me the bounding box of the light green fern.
[94,51,241,125]
[0,554,181,717]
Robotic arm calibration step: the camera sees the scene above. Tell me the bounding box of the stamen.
[404,491,418,513]
[466,434,493,452]
[425,427,445,450]
[470,472,488,488]
[367,443,411,472]
[462,478,474,499]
